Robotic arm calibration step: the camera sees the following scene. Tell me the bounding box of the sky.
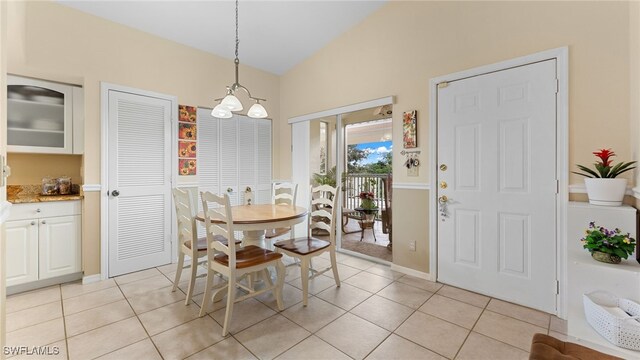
[355,141,392,164]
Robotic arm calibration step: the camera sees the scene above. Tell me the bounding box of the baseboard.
[390,264,434,281]
[82,274,102,285]
[7,272,83,295]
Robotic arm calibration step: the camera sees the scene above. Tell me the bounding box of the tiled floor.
[5,252,567,360]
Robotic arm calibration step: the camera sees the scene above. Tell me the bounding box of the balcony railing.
[343,173,388,217]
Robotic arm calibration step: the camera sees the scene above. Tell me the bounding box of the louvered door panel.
[196,108,220,238]
[219,115,238,205]
[238,116,256,201]
[255,119,272,204]
[108,90,172,277]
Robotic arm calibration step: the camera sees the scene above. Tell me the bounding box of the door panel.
[437,60,557,313]
[6,220,38,286]
[108,90,172,277]
[39,215,81,279]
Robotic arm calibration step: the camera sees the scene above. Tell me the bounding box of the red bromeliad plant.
[573,149,636,178]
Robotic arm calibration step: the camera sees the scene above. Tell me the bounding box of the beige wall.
[280,1,636,272]
[7,1,281,275]
[7,154,82,185]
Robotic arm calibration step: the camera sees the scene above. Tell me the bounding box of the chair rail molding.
[392,182,430,190]
[82,184,102,192]
[569,183,636,196]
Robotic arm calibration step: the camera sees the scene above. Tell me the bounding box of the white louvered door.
[219,115,239,205]
[255,119,272,204]
[238,117,256,205]
[108,90,172,277]
[196,108,220,238]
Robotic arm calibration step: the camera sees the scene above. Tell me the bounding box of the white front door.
[108,90,173,277]
[437,60,557,313]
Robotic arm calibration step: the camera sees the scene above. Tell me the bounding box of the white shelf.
[8,98,64,107]
[8,127,64,135]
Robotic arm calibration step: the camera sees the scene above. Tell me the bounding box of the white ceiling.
[56,0,386,75]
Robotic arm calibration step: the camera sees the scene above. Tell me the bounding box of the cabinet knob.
[41,220,46,225]
[31,221,36,226]
[36,208,41,213]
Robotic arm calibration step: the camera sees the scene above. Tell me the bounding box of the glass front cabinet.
[7,75,83,154]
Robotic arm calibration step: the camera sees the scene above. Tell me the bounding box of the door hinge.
[556,280,560,295]
[555,180,559,194]
[438,81,449,89]
[555,79,559,94]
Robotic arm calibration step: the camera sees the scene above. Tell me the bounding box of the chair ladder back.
[172,189,197,247]
[309,185,339,244]
[200,191,236,265]
[273,182,298,206]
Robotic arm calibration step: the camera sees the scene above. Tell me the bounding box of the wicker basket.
[583,291,640,350]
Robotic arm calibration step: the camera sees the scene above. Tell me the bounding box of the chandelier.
[211,0,268,119]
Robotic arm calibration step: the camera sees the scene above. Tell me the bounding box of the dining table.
[195,203,307,248]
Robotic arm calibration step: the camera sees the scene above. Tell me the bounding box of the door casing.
[100,82,177,280]
[428,47,569,317]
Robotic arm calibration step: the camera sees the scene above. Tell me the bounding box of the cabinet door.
[7,75,74,154]
[6,219,39,287]
[39,215,81,280]
[255,118,272,204]
[219,115,239,205]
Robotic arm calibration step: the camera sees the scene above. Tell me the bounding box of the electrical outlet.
[408,166,418,177]
[409,241,416,251]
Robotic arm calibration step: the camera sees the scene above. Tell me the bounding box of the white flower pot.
[584,178,627,206]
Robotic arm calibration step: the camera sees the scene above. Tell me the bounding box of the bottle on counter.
[57,176,72,195]
[41,176,57,195]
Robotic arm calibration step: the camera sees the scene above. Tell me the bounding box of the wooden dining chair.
[199,191,285,336]
[171,188,209,305]
[273,184,340,306]
[265,182,298,239]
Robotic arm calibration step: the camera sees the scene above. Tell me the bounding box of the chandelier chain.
[235,0,239,60]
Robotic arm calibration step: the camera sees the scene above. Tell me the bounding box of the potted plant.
[573,149,636,206]
[581,222,636,264]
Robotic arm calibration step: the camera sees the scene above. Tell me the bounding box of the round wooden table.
[195,204,307,247]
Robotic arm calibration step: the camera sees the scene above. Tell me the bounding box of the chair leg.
[275,261,285,311]
[330,250,341,287]
[222,273,236,337]
[185,257,198,305]
[262,269,273,287]
[173,252,185,292]
[199,268,214,317]
[300,257,310,307]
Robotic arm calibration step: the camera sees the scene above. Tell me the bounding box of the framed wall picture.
[178,104,197,122]
[403,110,417,148]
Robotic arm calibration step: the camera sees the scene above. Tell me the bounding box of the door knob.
[438,195,449,203]
[227,188,233,193]
[112,190,120,197]
[41,220,46,225]
[31,221,36,226]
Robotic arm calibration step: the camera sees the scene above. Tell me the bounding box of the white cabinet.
[7,75,84,154]
[6,201,82,287]
[6,219,39,286]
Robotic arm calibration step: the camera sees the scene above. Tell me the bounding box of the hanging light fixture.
[212,0,268,119]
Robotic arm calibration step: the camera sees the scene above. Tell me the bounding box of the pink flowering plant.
[359,191,377,210]
[581,222,636,259]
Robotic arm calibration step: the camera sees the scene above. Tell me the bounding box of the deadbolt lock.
[440,181,448,189]
[439,164,448,171]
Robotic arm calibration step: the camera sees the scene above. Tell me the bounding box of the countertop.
[8,193,84,204]
[7,184,83,204]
